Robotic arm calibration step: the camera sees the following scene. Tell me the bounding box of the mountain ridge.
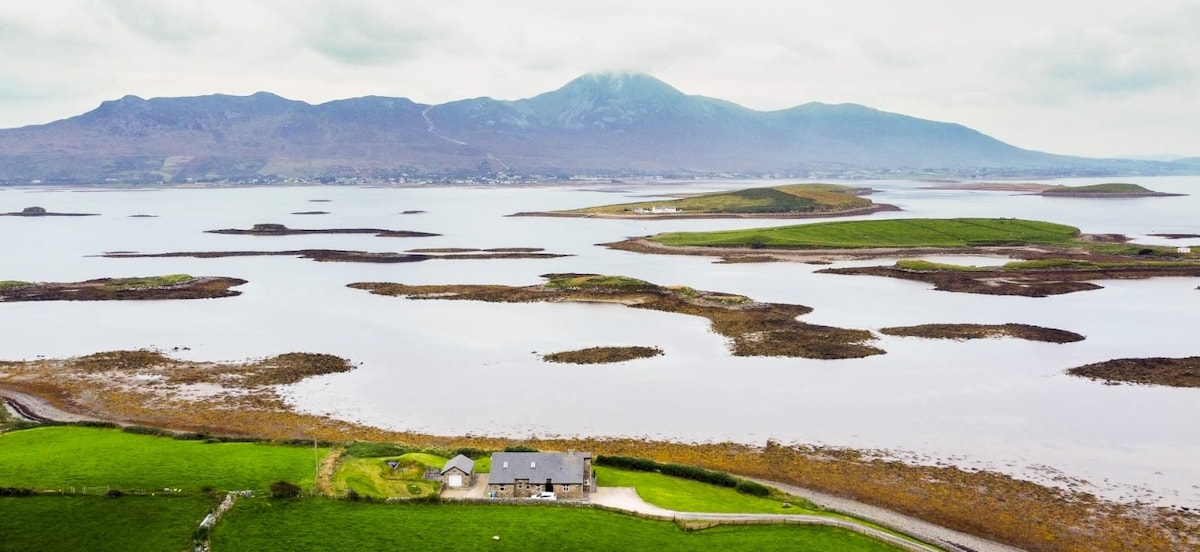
[0,72,1185,184]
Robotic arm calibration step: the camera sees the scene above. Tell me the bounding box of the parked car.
[529,491,557,500]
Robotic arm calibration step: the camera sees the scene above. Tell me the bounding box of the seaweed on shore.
[542,346,663,364]
[0,276,245,302]
[350,274,883,360]
[879,323,1085,343]
[1067,357,1200,388]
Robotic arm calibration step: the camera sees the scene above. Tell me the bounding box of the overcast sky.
[1,0,1197,158]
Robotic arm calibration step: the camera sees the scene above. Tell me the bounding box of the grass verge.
[212,499,903,551]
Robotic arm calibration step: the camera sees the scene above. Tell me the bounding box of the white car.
[529,491,557,500]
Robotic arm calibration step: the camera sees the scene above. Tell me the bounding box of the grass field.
[212,499,902,551]
[653,218,1081,249]
[0,495,210,552]
[0,427,325,492]
[573,184,875,215]
[595,467,815,515]
[332,452,445,498]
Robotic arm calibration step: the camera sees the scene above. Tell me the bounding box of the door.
[448,474,463,487]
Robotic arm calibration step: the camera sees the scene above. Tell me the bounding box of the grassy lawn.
[0,426,325,492]
[474,456,492,473]
[574,183,874,215]
[653,218,1081,249]
[333,455,442,499]
[212,499,902,551]
[596,467,816,515]
[399,452,449,468]
[0,495,210,552]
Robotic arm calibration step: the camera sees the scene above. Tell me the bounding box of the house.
[441,454,476,488]
[486,451,593,499]
[1178,246,1192,254]
[650,206,678,214]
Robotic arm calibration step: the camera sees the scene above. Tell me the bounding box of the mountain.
[0,73,1181,184]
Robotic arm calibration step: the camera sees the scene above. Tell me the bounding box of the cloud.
[291,3,448,66]
[104,0,218,43]
[1015,4,1200,100]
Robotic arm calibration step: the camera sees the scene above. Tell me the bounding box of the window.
[563,486,570,492]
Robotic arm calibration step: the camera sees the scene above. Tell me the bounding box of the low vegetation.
[1040,183,1179,196]
[350,273,882,359]
[332,455,442,499]
[0,496,210,552]
[0,426,324,492]
[1067,357,1200,388]
[651,218,1081,249]
[543,346,664,364]
[879,324,1085,343]
[0,275,246,301]
[212,500,903,551]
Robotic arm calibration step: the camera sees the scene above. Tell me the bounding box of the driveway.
[441,473,489,499]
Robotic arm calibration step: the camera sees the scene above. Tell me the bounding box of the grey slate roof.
[487,452,590,485]
[441,454,476,476]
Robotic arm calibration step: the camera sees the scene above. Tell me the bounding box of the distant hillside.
[0,73,1186,184]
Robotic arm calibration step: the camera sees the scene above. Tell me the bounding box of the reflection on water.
[0,177,1198,507]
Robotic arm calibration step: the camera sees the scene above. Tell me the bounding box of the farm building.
[487,451,593,499]
[440,454,476,488]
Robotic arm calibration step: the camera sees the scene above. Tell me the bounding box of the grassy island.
[513,184,897,219]
[1039,183,1183,197]
[0,275,245,301]
[1067,357,1200,388]
[350,273,882,359]
[651,218,1081,249]
[608,218,1200,297]
[543,346,664,364]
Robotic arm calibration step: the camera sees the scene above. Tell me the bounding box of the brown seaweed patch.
[206,224,440,238]
[0,275,246,302]
[1067,357,1200,388]
[350,274,883,360]
[101,249,567,264]
[542,346,663,364]
[880,323,1085,343]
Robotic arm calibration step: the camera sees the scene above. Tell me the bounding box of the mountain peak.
[557,72,683,99]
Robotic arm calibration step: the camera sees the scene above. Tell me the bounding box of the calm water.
[1,177,1198,507]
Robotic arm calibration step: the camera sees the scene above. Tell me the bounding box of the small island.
[511,183,898,219]
[350,273,883,359]
[0,275,246,301]
[1039,183,1184,197]
[920,182,1182,197]
[879,323,1085,343]
[542,346,664,364]
[291,211,330,215]
[1067,357,1200,388]
[206,223,440,238]
[1,206,99,217]
[103,249,569,264]
[606,218,1200,297]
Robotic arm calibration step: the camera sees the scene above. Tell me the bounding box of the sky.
[1,0,1197,159]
